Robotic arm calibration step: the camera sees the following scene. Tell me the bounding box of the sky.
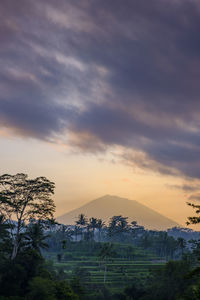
[1,0,200,228]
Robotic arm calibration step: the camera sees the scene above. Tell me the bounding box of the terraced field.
[44,242,165,293]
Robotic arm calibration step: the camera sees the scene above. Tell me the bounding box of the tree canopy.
[0,173,55,259]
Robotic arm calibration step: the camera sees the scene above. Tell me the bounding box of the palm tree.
[25,222,49,254]
[118,217,129,231]
[108,215,129,241]
[98,243,116,284]
[89,217,97,240]
[97,219,105,242]
[108,216,118,239]
[76,214,88,241]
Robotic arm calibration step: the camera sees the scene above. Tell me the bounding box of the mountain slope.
[57,195,180,230]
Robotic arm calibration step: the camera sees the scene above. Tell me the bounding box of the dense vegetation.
[1,173,200,299]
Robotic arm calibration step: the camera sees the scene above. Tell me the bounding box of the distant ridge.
[57,195,180,230]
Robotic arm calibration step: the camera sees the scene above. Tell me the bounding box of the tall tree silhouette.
[0,173,55,259]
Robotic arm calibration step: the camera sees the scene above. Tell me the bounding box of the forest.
[0,174,200,300]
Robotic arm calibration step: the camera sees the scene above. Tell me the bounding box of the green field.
[44,242,165,293]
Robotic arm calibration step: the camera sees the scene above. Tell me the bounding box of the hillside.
[57,195,180,230]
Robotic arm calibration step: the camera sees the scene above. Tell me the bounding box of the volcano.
[57,195,180,230]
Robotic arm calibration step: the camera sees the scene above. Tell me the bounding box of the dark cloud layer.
[1,0,200,178]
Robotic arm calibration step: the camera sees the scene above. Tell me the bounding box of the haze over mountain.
[57,195,180,230]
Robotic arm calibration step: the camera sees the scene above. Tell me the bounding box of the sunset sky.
[1,0,200,228]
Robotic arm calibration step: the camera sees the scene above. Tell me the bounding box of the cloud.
[1,0,200,179]
[119,148,180,177]
[188,194,200,202]
[166,184,200,192]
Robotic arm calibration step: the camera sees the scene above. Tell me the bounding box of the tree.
[187,202,200,225]
[185,204,200,279]
[24,221,49,254]
[0,214,11,259]
[145,260,193,300]
[177,237,186,257]
[124,283,145,300]
[57,224,73,248]
[0,214,9,240]
[76,214,87,241]
[55,280,79,300]
[98,243,116,284]
[130,221,145,239]
[73,225,81,242]
[155,231,175,259]
[108,215,129,241]
[97,218,105,242]
[28,277,79,300]
[89,217,97,240]
[0,173,55,259]
[139,232,152,250]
